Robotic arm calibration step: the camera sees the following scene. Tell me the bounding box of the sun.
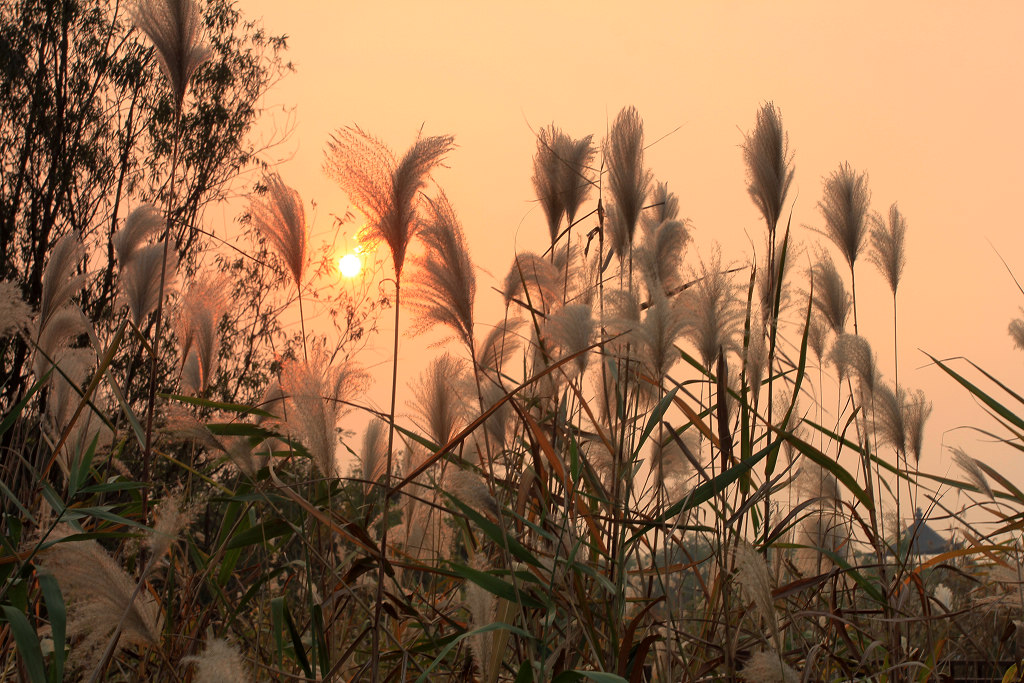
[337,253,362,278]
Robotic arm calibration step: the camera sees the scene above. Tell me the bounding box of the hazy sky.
[238,1,1024,494]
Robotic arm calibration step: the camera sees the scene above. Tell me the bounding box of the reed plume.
[606,106,652,260]
[830,333,877,396]
[951,447,994,499]
[809,254,850,334]
[532,126,595,244]
[39,232,86,334]
[38,526,162,671]
[176,273,229,394]
[734,542,779,644]
[32,306,89,384]
[683,250,741,369]
[183,639,249,683]
[544,303,595,377]
[904,389,931,463]
[132,0,212,112]
[740,651,800,683]
[408,191,476,352]
[743,102,795,232]
[815,162,871,333]
[411,354,468,447]
[873,381,907,455]
[120,242,179,328]
[476,317,523,380]
[280,350,366,478]
[636,215,689,299]
[502,252,561,311]
[324,126,455,278]
[113,204,164,267]
[0,280,31,337]
[869,202,907,296]
[359,418,388,494]
[632,292,689,388]
[248,173,307,291]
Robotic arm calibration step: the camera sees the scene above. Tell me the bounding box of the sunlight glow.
[338,253,362,278]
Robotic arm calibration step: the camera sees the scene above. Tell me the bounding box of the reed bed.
[3,5,1024,681]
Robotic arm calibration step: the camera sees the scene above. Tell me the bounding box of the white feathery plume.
[408,191,476,352]
[359,418,387,493]
[740,650,800,683]
[248,173,307,290]
[605,106,652,258]
[410,354,468,447]
[132,0,213,112]
[809,254,850,334]
[951,446,994,500]
[33,306,89,384]
[0,280,32,337]
[734,542,778,642]
[904,389,931,463]
[183,638,249,683]
[816,162,871,273]
[829,333,876,396]
[39,232,86,334]
[120,241,179,328]
[544,303,594,377]
[113,204,164,267]
[868,202,907,296]
[38,525,162,671]
[324,126,455,278]
[635,217,689,299]
[632,292,688,387]
[743,102,795,232]
[683,250,742,369]
[176,273,229,394]
[476,318,523,379]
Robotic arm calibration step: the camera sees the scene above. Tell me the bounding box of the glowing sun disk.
[338,253,362,278]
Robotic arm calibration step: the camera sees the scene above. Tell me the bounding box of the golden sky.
[241,1,1024,494]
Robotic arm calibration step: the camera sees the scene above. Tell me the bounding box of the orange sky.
[237,1,1024,499]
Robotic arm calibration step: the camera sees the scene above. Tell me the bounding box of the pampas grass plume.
[743,102,795,231]
[810,254,850,334]
[248,173,307,290]
[39,232,86,333]
[816,162,871,272]
[869,202,907,295]
[113,204,164,267]
[324,126,455,278]
[132,0,212,111]
[121,242,179,328]
[605,106,652,253]
[0,280,32,337]
[951,447,994,499]
[183,638,249,683]
[740,650,800,683]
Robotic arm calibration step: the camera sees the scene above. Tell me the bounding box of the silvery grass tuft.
[809,253,850,335]
[407,190,476,354]
[410,354,468,447]
[39,232,86,335]
[183,638,250,683]
[0,280,32,337]
[324,125,455,279]
[830,333,877,397]
[684,249,742,369]
[131,0,213,112]
[743,102,795,233]
[815,162,871,333]
[869,202,907,296]
[38,526,163,672]
[113,204,164,268]
[120,242,179,329]
[248,173,308,292]
[532,125,596,245]
[606,106,652,264]
[175,273,229,395]
[739,650,801,683]
[1010,311,1024,350]
[951,446,994,500]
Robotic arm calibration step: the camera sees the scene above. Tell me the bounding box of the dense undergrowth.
[4,1,1024,682]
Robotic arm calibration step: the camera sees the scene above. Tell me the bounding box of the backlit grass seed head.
[1010,310,1024,351]
[33,306,89,384]
[951,446,994,499]
[444,467,498,518]
[683,250,742,369]
[132,0,212,111]
[633,292,689,387]
[797,461,841,504]
[743,102,795,231]
[176,273,229,394]
[359,418,387,493]
[38,525,162,671]
[113,204,164,267]
[0,280,32,337]
[734,542,778,641]
[905,389,931,463]
[281,351,366,478]
[183,638,249,683]
[39,231,86,334]
[807,316,830,364]
[476,317,523,379]
[533,127,595,243]
[816,162,871,272]
[248,173,307,289]
[744,325,768,403]
[869,202,907,295]
[408,191,476,352]
[149,491,191,564]
[810,254,850,334]
[606,106,652,255]
[410,354,468,446]
[830,333,876,395]
[121,241,179,328]
[545,303,595,377]
[636,217,689,298]
[502,252,561,310]
[465,560,497,670]
[874,382,907,454]
[641,181,680,231]
[325,125,455,278]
